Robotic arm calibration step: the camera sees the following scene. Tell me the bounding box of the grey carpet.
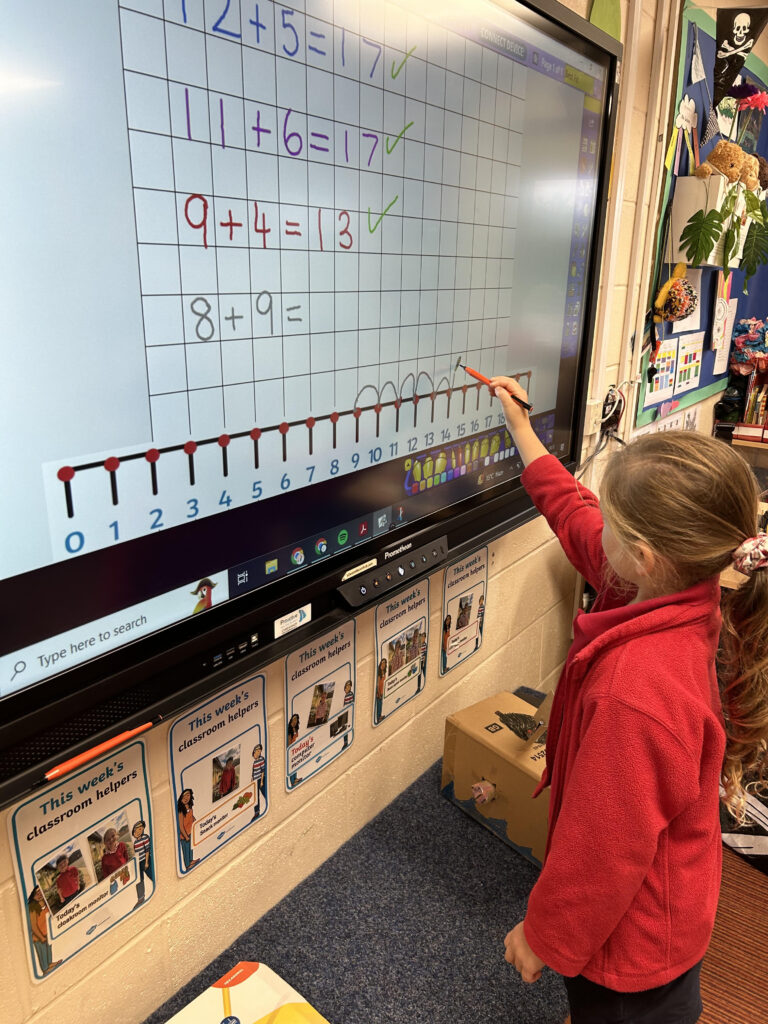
[142,759,569,1024]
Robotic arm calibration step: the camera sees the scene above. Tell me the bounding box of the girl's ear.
[632,541,657,580]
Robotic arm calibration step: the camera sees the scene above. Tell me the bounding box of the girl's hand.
[504,921,545,983]
[489,376,530,436]
[489,377,547,467]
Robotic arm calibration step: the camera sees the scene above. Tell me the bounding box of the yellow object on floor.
[164,962,331,1024]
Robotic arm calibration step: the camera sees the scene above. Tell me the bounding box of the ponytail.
[719,569,768,821]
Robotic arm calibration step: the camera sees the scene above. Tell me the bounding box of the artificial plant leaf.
[680,208,724,266]
[744,189,766,226]
[740,221,768,294]
[720,186,738,221]
[722,224,738,271]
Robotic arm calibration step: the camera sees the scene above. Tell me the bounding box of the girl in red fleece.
[491,376,768,1024]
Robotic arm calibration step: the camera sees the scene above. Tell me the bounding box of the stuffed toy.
[739,152,760,191]
[694,139,746,183]
[648,264,699,384]
[653,262,698,323]
[757,154,768,191]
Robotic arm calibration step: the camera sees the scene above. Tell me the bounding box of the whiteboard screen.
[1,0,612,701]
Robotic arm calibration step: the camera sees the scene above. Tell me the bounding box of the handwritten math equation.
[120,0,523,442]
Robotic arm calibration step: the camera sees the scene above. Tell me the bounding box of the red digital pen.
[459,363,533,411]
[44,720,158,781]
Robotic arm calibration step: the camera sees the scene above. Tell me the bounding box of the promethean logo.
[384,542,413,560]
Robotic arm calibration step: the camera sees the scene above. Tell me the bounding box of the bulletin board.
[637,1,768,427]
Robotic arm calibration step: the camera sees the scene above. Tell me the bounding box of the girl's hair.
[599,430,768,820]
[177,790,194,813]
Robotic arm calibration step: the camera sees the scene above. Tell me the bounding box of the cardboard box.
[166,962,331,1024]
[441,691,550,867]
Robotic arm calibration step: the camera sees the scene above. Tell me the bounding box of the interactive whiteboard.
[0,0,615,730]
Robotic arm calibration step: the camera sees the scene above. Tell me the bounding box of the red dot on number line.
[306,417,316,429]
[145,448,160,463]
[394,399,401,409]
[250,428,262,440]
[104,457,120,472]
[353,407,362,419]
[184,441,197,455]
[374,404,382,414]
[218,434,231,447]
[330,412,340,423]
[279,422,290,435]
[57,466,75,483]
[413,395,420,404]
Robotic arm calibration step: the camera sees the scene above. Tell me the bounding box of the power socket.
[601,390,624,433]
[585,399,603,435]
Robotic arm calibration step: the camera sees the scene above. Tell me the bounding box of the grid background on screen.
[120,0,523,440]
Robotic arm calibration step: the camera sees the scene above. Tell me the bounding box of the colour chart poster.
[285,619,356,790]
[373,579,428,725]
[440,546,487,674]
[643,336,677,407]
[168,674,267,876]
[674,332,703,395]
[8,741,154,982]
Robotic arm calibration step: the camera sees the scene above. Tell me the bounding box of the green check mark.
[385,121,414,155]
[367,195,399,233]
[391,45,417,79]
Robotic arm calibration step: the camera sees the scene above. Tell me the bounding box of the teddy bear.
[756,154,768,191]
[739,152,760,191]
[694,139,746,183]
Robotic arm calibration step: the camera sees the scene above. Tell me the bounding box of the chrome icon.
[291,547,305,566]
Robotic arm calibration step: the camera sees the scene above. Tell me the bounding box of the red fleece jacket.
[521,455,725,992]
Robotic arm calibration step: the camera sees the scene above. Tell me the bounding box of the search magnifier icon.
[11,660,26,682]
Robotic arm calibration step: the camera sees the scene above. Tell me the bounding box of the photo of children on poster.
[8,741,154,981]
[374,580,429,725]
[168,674,267,877]
[441,548,488,674]
[284,620,356,791]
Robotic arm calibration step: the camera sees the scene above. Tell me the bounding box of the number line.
[57,373,532,488]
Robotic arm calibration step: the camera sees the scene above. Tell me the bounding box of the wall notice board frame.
[637,1,768,428]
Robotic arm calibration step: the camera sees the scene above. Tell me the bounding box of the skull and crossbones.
[717,12,754,58]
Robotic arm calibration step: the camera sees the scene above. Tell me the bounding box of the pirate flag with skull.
[713,8,768,108]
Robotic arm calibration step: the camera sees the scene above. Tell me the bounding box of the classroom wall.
[0,1,671,1021]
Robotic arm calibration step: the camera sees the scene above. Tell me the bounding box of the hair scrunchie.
[732,534,768,576]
